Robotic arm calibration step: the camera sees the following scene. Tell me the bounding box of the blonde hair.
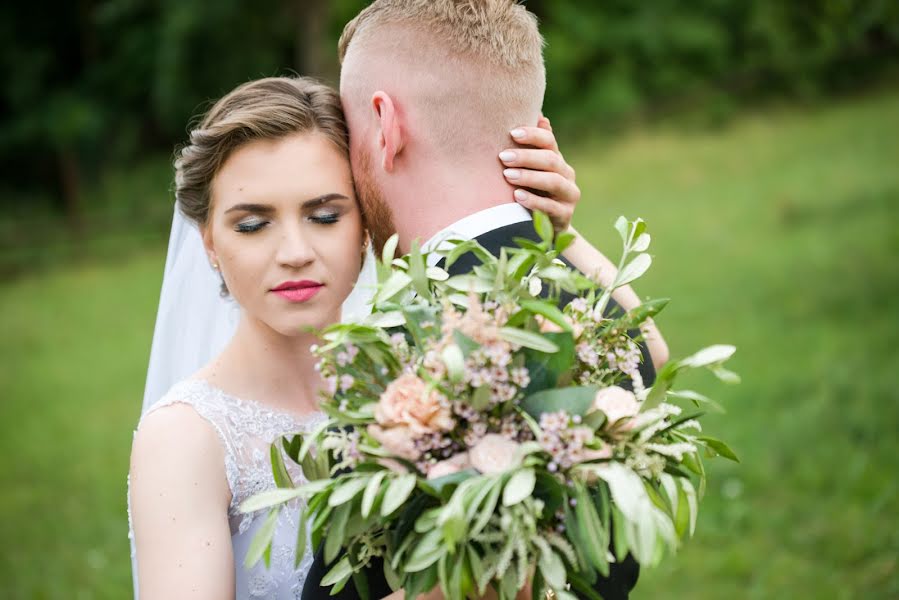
[174,76,348,226]
[339,0,544,71]
[338,0,546,150]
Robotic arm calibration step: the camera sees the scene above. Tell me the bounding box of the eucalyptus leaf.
[321,556,353,587]
[445,274,493,294]
[499,327,559,353]
[382,234,399,264]
[631,233,651,252]
[680,344,736,368]
[362,470,387,518]
[243,508,279,568]
[381,474,418,517]
[442,344,465,384]
[328,477,368,506]
[520,386,597,419]
[538,547,567,590]
[697,436,740,462]
[502,468,536,506]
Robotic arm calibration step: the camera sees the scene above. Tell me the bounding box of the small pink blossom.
[367,424,421,461]
[469,434,522,474]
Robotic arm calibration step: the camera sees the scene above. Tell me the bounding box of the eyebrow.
[224,193,350,214]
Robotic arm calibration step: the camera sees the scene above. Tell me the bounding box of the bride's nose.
[275,224,315,268]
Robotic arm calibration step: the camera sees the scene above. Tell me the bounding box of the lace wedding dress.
[128,379,328,599]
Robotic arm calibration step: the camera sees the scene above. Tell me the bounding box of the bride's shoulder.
[132,381,227,475]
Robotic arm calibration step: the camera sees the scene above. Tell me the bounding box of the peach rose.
[469,434,522,474]
[367,424,420,461]
[375,374,454,435]
[591,386,640,429]
[427,452,471,479]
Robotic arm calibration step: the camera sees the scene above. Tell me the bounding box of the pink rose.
[591,386,640,429]
[367,424,421,461]
[427,452,471,479]
[375,374,454,435]
[469,434,522,474]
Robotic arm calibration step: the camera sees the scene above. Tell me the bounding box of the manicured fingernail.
[504,168,521,180]
[499,150,517,162]
[514,189,528,202]
[510,128,525,139]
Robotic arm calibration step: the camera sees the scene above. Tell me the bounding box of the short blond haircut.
[339,0,546,153]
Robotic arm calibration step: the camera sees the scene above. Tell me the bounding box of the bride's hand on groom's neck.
[500,115,579,234]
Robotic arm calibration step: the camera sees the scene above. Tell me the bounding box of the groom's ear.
[371,91,403,172]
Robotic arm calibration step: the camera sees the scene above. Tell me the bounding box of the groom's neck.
[390,161,516,253]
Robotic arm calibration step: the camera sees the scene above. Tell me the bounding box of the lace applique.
[130,379,327,598]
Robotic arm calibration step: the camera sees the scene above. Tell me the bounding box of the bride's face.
[203,132,364,336]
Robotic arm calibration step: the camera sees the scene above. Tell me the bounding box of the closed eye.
[309,211,340,225]
[235,217,269,233]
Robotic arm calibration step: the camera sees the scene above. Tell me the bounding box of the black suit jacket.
[302,221,653,600]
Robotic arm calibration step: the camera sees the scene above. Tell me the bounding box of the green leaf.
[538,547,567,590]
[520,299,572,332]
[502,468,536,506]
[680,345,737,368]
[697,436,740,462]
[299,419,333,462]
[382,234,399,265]
[442,344,465,384]
[470,385,492,411]
[240,486,316,513]
[533,211,554,244]
[375,271,413,304]
[445,274,493,293]
[328,477,368,506]
[711,364,742,384]
[324,502,351,563]
[631,232,651,252]
[520,386,597,419]
[499,327,559,353]
[294,507,308,568]
[361,470,387,518]
[270,443,293,489]
[405,529,446,572]
[574,485,609,574]
[409,240,431,299]
[554,231,576,253]
[426,266,449,281]
[381,474,418,517]
[615,253,652,287]
[321,556,353,587]
[614,216,629,243]
[243,508,279,568]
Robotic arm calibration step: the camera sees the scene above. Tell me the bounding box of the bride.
[128,75,667,599]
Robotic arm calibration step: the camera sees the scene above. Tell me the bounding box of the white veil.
[131,206,375,597]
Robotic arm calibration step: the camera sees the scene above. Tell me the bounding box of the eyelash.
[235,219,268,233]
[234,212,340,233]
[310,212,340,225]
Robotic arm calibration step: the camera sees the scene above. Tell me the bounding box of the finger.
[509,126,560,153]
[499,148,574,181]
[513,189,574,229]
[537,114,553,132]
[503,168,579,203]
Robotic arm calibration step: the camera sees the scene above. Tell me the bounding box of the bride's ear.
[371,91,403,172]
[201,225,219,271]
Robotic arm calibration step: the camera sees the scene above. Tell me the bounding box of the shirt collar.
[422,203,532,266]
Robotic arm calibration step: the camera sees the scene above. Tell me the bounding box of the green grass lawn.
[1,90,897,598]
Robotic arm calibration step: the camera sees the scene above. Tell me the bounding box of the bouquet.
[242,214,739,600]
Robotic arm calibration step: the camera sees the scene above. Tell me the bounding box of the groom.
[304,1,655,598]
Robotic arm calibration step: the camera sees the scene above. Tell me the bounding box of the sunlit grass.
[1,89,897,598]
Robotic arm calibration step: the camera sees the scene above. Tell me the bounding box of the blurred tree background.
[1,0,898,598]
[1,0,896,271]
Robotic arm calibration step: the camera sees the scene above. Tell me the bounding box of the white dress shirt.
[341,203,532,320]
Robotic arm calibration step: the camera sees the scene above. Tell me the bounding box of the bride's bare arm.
[130,404,235,599]
[502,120,669,369]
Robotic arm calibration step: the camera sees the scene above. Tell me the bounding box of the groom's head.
[339,0,545,253]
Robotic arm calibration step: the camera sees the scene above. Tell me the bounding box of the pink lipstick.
[271,280,323,303]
